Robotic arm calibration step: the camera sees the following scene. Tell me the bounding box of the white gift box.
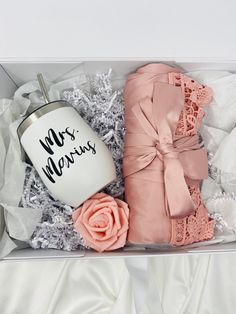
[1,60,236,261]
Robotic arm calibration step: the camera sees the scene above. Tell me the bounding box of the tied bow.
[123,81,208,218]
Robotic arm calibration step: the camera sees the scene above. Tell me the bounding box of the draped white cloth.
[1,255,236,314]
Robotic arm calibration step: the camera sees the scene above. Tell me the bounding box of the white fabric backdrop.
[0,254,236,314]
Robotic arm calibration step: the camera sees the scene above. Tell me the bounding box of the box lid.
[0,0,235,61]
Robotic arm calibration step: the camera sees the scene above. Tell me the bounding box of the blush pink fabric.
[72,193,129,252]
[123,64,215,245]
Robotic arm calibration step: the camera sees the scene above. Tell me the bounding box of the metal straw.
[37,73,50,104]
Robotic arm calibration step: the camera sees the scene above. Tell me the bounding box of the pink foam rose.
[72,193,129,252]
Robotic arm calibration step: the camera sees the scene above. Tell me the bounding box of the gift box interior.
[1,60,236,261]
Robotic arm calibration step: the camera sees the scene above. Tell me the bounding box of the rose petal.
[106,230,127,251]
[116,206,129,236]
[74,219,95,245]
[77,214,105,241]
[93,235,118,252]
[88,207,111,223]
[83,201,100,223]
[80,198,96,215]
[87,208,112,234]
[92,200,117,212]
[91,192,107,200]
[88,225,110,233]
[89,211,109,228]
[72,207,82,222]
[115,198,129,217]
[89,230,106,240]
[82,221,107,240]
[102,212,116,240]
[89,212,115,242]
[92,193,114,203]
[73,192,130,252]
[110,204,121,230]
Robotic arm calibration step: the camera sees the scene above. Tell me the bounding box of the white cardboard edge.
[3,241,236,262]
[1,57,236,63]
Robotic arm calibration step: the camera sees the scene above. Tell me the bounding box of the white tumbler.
[17,75,116,207]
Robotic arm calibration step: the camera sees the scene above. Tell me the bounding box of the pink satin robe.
[123,64,214,245]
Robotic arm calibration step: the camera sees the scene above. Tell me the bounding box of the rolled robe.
[123,64,215,246]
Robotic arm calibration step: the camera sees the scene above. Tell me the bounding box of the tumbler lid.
[17,100,70,138]
[17,73,71,138]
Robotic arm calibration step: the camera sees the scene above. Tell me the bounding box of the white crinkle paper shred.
[63,69,125,197]
[22,165,86,251]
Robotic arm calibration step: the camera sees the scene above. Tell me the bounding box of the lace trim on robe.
[169,73,215,246]
[171,186,215,246]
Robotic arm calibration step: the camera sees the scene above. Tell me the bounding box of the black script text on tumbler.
[40,127,96,183]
